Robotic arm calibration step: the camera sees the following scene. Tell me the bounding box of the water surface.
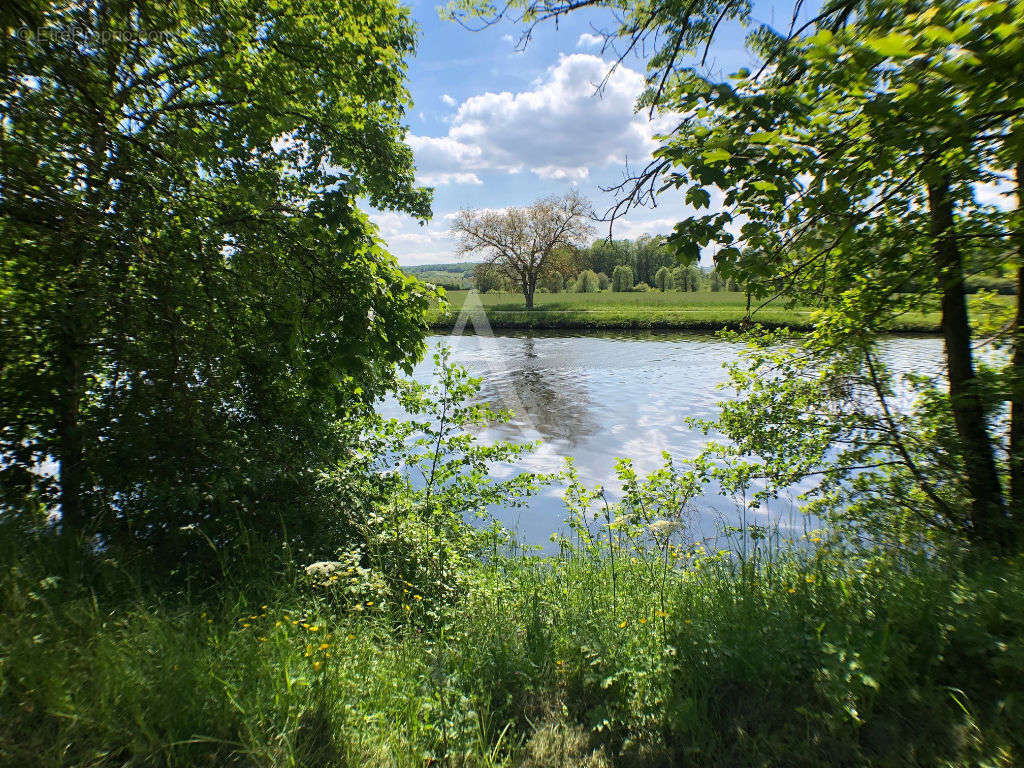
[386,331,946,545]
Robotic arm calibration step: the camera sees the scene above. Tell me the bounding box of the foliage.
[654,266,671,291]
[451,192,593,309]
[0,0,434,561]
[443,0,1024,549]
[611,265,634,293]
[577,269,601,293]
[474,262,509,293]
[4,460,1022,767]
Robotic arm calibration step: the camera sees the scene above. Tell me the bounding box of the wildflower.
[365,601,373,606]
[788,587,796,594]
[242,623,251,628]
[639,617,648,624]
[654,610,668,618]
[805,575,816,583]
[413,594,422,600]
[319,643,329,650]
[308,625,320,632]
[347,634,355,640]
[619,620,627,628]
[313,661,322,671]
[403,604,411,611]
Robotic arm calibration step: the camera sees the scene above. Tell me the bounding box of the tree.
[655,266,671,292]
[540,271,565,293]
[612,265,634,292]
[672,265,701,291]
[632,234,674,285]
[451,192,593,309]
[577,269,600,293]
[581,238,633,277]
[597,272,611,290]
[447,0,1024,549]
[0,0,432,556]
[473,263,505,293]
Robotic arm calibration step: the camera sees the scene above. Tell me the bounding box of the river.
[384,331,946,546]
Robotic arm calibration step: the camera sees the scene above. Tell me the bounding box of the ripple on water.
[380,332,946,545]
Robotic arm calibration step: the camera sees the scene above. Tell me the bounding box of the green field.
[428,290,947,333]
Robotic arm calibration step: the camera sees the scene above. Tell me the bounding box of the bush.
[611,265,633,292]
[634,282,651,292]
[597,272,611,290]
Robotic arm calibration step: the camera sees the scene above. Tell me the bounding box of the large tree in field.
[0,0,433,559]
[448,0,1024,550]
[451,191,593,308]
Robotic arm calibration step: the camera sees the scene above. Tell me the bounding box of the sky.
[374,0,802,266]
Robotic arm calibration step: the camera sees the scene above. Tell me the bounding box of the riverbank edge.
[426,311,942,334]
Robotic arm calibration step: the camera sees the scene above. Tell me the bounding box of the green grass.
[427,290,946,332]
[3,527,1022,767]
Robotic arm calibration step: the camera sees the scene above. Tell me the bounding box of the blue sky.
[375,1,804,265]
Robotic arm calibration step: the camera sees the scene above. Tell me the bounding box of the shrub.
[597,272,611,290]
[634,282,651,292]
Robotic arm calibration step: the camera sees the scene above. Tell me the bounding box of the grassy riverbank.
[426,291,948,332]
[3,525,1021,767]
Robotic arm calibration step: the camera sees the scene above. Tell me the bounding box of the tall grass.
[3,520,1021,767]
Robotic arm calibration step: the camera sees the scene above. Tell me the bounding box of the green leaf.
[702,148,732,164]
[751,180,778,191]
[865,32,916,58]
[686,187,712,209]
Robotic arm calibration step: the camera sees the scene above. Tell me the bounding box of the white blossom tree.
[451,191,593,308]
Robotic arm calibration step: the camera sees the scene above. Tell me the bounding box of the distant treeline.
[473,235,742,294]
[401,262,477,290]
[404,253,1018,296]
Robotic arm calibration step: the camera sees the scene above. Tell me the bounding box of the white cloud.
[441,93,457,106]
[501,33,514,43]
[576,33,603,48]
[407,54,664,185]
[369,210,456,265]
[419,171,483,186]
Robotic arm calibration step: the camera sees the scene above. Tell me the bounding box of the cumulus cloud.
[441,93,457,106]
[408,54,663,186]
[576,33,603,48]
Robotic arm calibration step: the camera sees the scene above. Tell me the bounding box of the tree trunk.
[524,273,535,309]
[1010,158,1024,542]
[928,177,1007,546]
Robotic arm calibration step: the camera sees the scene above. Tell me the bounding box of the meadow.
[427,290,949,332]
[4,519,1021,768]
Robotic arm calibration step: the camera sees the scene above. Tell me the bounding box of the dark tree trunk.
[1010,158,1024,543]
[524,273,535,309]
[928,177,1007,546]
